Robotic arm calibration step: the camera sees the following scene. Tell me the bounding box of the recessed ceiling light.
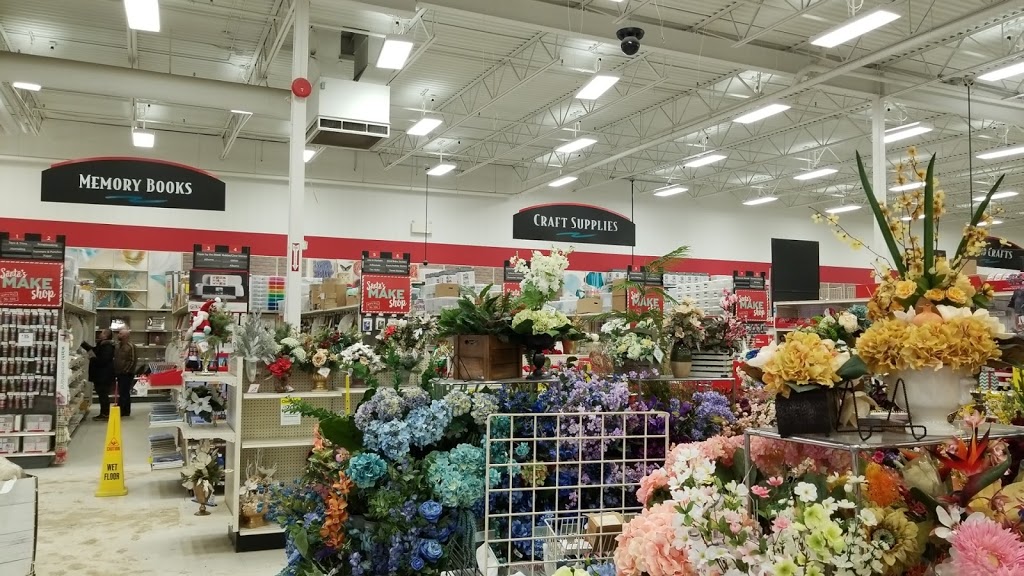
[743,196,779,206]
[548,176,578,188]
[977,145,1024,160]
[825,205,861,214]
[889,182,925,192]
[124,0,161,32]
[884,125,932,143]
[793,168,837,181]
[653,185,687,197]
[974,191,1019,201]
[683,153,727,168]
[303,148,321,163]
[810,9,900,48]
[377,36,414,69]
[733,103,791,124]
[11,82,41,91]
[555,137,597,154]
[131,128,155,148]
[978,61,1024,82]
[407,117,442,136]
[426,163,456,176]
[576,75,620,100]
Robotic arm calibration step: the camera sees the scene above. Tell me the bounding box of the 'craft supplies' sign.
[735,290,769,321]
[41,157,226,211]
[361,274,412,315]
[513,203,635,246]
[977,237,1024,270]
[0,260,63,308]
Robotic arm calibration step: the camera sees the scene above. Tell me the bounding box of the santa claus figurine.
[187,298,221,372]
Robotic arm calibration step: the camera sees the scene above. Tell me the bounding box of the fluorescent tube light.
[885,121,919,133]
[556,137,597,154]
[11,82,41,91]
[810,9,900,48]
[978,61,1024,82]
[974,191,1019,201]
[576,75,620,100]
[653,185,687,197]
[230,109,252,115]
[793,168,837,181]
[377,36,414,70]
[743,196,779,206]
[303,148,321,163]
[124,0,160,32]
[407,117,442,136]
[131,129,155,148]
[548,176,578,188]
[684,154,727,168]
[890,182,925,192]
[884,125,932,143]
[981,220,1004,226]
[900,215,925,221]
[977,145,1024,160]
[734,103,791,124]
[427,163,456,176]
[825,205,861,214]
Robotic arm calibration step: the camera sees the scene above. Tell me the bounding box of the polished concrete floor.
[29,404,283,576]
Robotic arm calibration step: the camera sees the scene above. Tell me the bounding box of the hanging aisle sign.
[41,157,226,211]
[0,233,65,262]
[977,237,1024,270]
[512,203,635,246]
[360,252,412,315]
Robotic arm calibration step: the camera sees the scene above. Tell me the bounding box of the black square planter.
[775,388,836,438]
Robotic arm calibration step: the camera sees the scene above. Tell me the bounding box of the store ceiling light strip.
[743,196,779,206]
[883,125,932,143]
[653,185,687,197]
[548,176,577,187]
[377,36,414,70]
[974,191,1018,201]
[303,148,321,163]
[124,0,161,32]
[884,121,919,133]
[407,117,442,136]
[576,75,619,100]
[683,153,727,168]
[810,9,900,48]
[978,61,1024,82]
[426,163,455,176]
[733,103,790,124]
[976,145,1024,160]
[555,137,597,154]
[11,82,41,91]
[793,168,837,181]
[825,204,861,214]
[889,182,925,192]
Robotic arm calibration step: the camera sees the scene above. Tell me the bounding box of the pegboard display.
[238,445,312,486]
[241,395,349,442]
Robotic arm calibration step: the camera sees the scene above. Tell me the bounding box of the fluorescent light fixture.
[576,75,620,100]
[683,153,727,168]
[124,0,160,32]
[981,220,1004,226]
[743,196,779,206]
[407,117,442,136]
[793,168,837,181]
[377,36,414,70]
[810,9,900,48]
[825,204,861,214]
[733,103,791,124]
[653,185,687,197]
[900,215,925,221]
[131,128,155,148]
[978,61,1024,82]
[974,191,1019,201]
[548,176,578,188]
[303,148,321,163]
[890,182,925,192]
[885,121,919,133]
[555,137,597,154]
[11,82,41,91]
[977,145,1024,160]
[884,125,932,143]
[426,163,456,176]
[230,109,252,115]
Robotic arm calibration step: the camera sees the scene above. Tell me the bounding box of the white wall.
[0,120,1004,270]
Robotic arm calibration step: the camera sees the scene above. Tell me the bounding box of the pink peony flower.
[615,502,695,576]
[772,516,791,533]
[751,485,770,498]
[637,468,669,506]
[948,515,1024,576]
[695,435,744,466]
[767,476,783,487]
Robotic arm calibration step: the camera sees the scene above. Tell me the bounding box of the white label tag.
[317,367,330,378]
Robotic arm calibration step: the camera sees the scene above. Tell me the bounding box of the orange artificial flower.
[865,461,903,508]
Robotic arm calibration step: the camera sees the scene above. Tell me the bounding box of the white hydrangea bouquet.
[509,246,572,309]
[602,318,664,368]
[339,342,384,380]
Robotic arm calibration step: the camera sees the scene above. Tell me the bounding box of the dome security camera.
[616,27,645,57]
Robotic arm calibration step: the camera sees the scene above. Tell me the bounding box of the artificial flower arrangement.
[810,305,870,347]
[746,331,868,398]
[508,246,572,309]
[232,311,278,366]
[511,307,581,342]
[700,313,747,353]
[375,314,438,371]
[601,317,664,369]
[664,298,705,351]
[436,284,518,339]
[181,440,223,515]
[176,383,226,424]
[339,342,384,383]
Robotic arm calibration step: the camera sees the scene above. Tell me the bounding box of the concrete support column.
[284,0,309,325]
[871,98,888,262]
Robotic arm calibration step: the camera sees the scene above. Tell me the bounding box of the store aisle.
[30,404,284,576]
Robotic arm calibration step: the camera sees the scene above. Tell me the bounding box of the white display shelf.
[3,452,55,458]
[63,301,97,317]
[239,523,284,536]
[775,298,867,307]
[0,431,56,438]
[94,288,148,293]
[243,438,315,449]
[183,371,239,386]
[243,390,359,400]
[179,423,236,443]
[300,305,358,317]
[96,307,174,312]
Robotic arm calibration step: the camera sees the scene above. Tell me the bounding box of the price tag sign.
[17,332,34,347]
[280,398,301,426]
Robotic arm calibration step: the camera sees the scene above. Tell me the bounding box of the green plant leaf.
[856,151,907,275]
[318,417,364,452]
[923,154,936,274]
[293,527,310,558]
[836,355,869,380]
[954,175,1006,264]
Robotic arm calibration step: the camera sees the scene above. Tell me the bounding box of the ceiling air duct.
[305,77,390,150]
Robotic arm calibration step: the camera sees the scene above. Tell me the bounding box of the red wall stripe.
[0,217,870,284]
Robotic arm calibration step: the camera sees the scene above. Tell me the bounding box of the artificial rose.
[312,350,328,367]
[838,311,859,334]
[895,279,918,300]
[924,288,945,302]
[945,286,968,305]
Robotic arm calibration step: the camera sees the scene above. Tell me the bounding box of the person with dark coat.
[114,329,138,417]
[81,329,116,421]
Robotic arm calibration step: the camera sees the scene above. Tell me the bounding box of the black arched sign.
[512,203,635,246]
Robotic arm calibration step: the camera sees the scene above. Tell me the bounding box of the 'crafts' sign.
[361,274,412,315]
[41,157,226,211]
[512,203,635,246]
[977,237,1024,271]
[0,260,63,308]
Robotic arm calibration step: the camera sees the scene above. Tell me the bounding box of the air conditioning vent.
[305,77,390,151]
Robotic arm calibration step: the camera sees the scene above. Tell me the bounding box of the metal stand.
[834,378,927,441]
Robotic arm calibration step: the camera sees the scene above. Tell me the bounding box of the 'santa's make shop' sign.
[41,157,226,211]
[0,260,63,308]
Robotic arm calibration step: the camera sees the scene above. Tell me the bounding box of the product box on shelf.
[576,297,602,314]
[0,414,15,433]
[22,415,52,433]
[20,436,49,454]
[452,335,521,381]
[0,437,17,454]
[433,283,461,298]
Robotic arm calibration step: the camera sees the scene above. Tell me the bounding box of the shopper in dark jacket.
[114,329,138,417]
[81,329,116,421]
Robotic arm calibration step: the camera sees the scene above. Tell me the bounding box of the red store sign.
[627,286,664,314]
[502,282,522,298]
[0,260,63,308]
[735,290,769,321]
[360,274,412,315]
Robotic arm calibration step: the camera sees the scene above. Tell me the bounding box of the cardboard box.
[434,283,461,298]
[0,415,14,434]
[0,475,38,576]
[576,297,602,314]
[585,512,623,556]
[452,335,521,380]
[22,415,51,433]
[20,437,50,454]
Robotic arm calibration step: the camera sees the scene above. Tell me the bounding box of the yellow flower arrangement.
[856,309,1002,374]
[757,332,848,397]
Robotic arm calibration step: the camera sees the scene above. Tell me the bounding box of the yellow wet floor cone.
[96,406,128,497]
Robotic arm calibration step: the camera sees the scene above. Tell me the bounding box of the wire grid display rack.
[484,410,669,576]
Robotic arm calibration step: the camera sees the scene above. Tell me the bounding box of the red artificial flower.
[937,427,991,477]
[268,357,293,379]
